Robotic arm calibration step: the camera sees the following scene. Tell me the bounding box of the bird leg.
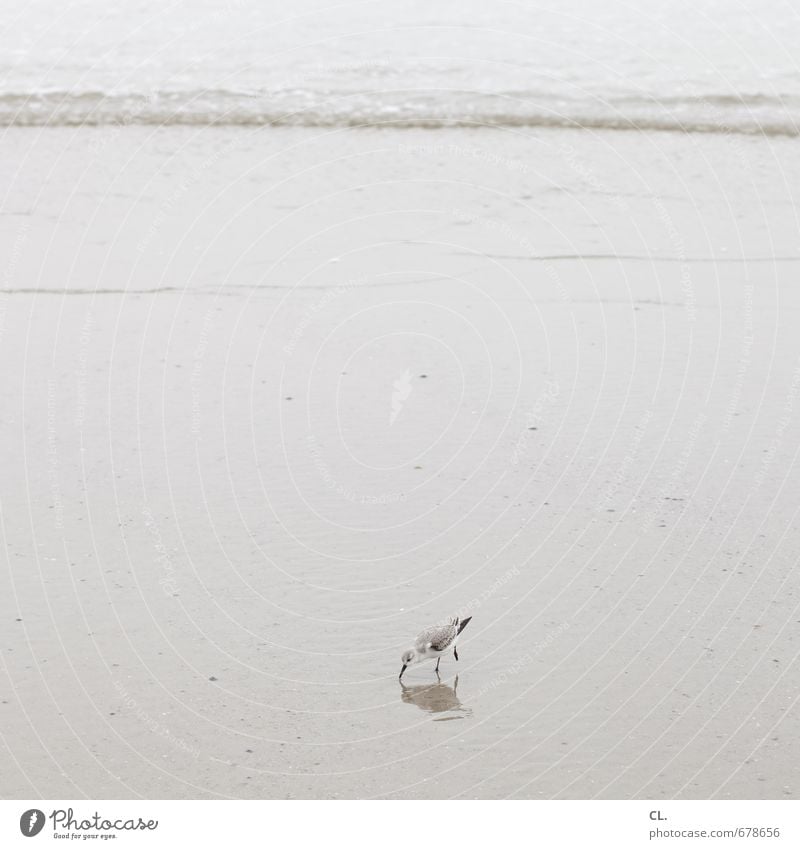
[434,657,440,673]
[454,645,459,661]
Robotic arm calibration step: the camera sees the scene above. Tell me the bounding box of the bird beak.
[399,664,407,680]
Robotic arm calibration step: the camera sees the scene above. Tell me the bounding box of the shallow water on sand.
[1,126,799,798]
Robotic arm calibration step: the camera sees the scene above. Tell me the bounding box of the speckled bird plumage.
[415,618,461,653]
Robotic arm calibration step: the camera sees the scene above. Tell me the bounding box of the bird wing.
[417,622,457,652]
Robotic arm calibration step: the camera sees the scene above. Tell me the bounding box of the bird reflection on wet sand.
[400,675,471,721]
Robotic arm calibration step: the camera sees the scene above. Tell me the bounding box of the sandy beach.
[2,123,800,799]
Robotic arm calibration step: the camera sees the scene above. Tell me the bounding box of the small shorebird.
[399,616,472,679]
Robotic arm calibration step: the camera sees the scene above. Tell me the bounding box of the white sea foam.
[2,0,798,134]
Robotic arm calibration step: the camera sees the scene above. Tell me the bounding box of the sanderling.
[399,616,472,679]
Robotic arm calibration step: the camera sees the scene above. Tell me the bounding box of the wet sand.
[1,126,799,798]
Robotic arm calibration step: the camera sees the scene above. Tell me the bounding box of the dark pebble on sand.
[209,676,218,681]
